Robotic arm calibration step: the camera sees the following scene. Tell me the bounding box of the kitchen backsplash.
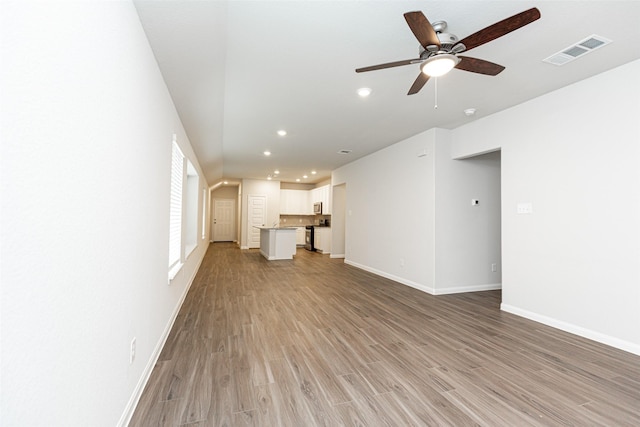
[280,214,331,226]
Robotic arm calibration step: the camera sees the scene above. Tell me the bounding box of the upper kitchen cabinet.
[280,189,313,215]
[310,185,331,215]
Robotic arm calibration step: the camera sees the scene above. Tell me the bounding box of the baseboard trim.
[343,260,503,297]
[433,283,502,295]
[117,251,205,426]
[501,303,640,356]
[330,253,345,259]
[344,260,436,295]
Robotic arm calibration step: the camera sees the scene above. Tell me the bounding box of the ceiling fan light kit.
[355,7,541,95]
[421,54,460,77]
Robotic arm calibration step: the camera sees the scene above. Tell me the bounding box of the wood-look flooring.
[130,243,640,426]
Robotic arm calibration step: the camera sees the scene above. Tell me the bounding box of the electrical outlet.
[491,263,497,272]
[130,337,136,364]
[400,258,405,267]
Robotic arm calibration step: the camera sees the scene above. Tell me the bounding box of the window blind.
[168,139,184,276]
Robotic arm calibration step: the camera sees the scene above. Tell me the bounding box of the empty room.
[1,1,639,426]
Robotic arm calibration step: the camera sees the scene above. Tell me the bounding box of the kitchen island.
[254,226,297,260]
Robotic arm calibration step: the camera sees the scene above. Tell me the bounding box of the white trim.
[240,245,249,250]
[118,253,205,427]
[432,283,502,295]
[501,303,640,356]
[185,243,197,259]
[345,260,435,295]
[167,261,183,284]
[330,253,345,259]
[344,260,501,296]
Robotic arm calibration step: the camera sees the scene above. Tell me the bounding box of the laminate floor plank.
[130,243,640,426]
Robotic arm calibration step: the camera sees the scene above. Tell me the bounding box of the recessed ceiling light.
[223,181,228,185]
[267,176,272,180]
[277,130,287,136]
[311,170,317,175]
[464,108,476,117]
[296,178,300,182]
[263,150,271,156]
[303,175,308,179]
[357,87,372,97]
[274,170,280,174]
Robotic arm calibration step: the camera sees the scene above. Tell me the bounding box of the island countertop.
[253,226,298,230]
[254,226,297,260]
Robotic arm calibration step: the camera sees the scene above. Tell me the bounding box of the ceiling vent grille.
[337,149,352,154]
[543,34,612,66]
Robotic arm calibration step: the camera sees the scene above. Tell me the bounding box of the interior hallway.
[130,243,640,426]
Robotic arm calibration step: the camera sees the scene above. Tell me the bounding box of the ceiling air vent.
[338,149,352,154]
[543,34,612,66]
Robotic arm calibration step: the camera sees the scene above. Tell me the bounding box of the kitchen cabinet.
[280,189,312,215]
[295,227,305,246]
[314,227,332,254]
[309,185,331,215]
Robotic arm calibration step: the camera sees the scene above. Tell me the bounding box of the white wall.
[239,179,281,248]
[332,128,502,295]
[452,60,640,354]
[330,183,347,258]
[434,141,502,294]
[1,2,209,425]
[333,130,437,293]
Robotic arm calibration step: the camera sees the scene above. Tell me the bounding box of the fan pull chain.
[434,77,438,110]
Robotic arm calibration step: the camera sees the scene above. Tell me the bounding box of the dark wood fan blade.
[456,7,540,52]
[455,56,505,75]
[356,58,420,73]
[404,11,440,50]
[407,72,430,95]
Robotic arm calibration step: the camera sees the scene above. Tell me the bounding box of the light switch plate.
[517,202,533,214]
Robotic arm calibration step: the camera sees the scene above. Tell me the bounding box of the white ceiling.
[134,1,640,185]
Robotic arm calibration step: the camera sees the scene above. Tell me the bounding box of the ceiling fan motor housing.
[419,31,461,58]
[437,32,459,50]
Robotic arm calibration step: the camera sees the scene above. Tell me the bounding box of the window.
[201,188,207,240]
[168,135,203,282]
[168,137,184,280]
[184,160,199,257]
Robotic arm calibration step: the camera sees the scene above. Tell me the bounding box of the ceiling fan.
[355,8,541,95]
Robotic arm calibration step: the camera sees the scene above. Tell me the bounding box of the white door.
[213,199,235,242]
[248,195,266,249]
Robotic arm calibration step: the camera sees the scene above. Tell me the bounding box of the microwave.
[313,202,322,215]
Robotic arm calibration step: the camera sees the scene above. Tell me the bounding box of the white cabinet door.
[310,185,332,215]
[295,227,305,245]
[321,185,331,215]
[315,228,331,254]
[301,190,313,215]
[280,190,290,214]
[280,189,312,214]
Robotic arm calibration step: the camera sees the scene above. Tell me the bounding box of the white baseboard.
[345,260,436,295]
[433,283,502,295]
[330,253,345,259]
[240,245,249,250]
[501,303,640,356]
[344,260,502,296]
[117,252,205,426]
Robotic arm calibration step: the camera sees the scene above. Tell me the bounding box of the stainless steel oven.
[305,226,315,251]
